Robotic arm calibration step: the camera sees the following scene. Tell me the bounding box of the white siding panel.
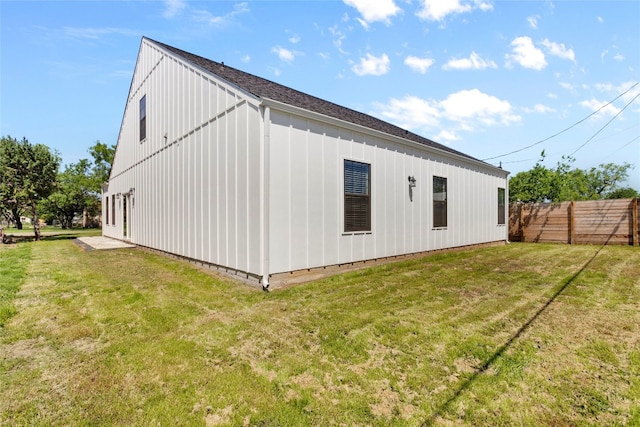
[269,115,291,273]
[267,108,508,275]
[290,117,308,271]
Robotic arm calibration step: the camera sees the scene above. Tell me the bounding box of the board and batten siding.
[104,39,263,277]
[267,109,508,275]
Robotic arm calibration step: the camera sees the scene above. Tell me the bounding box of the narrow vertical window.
[344,160,371,232]
[112,194,116,226]
[140,95,147,141]
[498,187,506,225]
[105,196,109,225]
[433,176,447,228]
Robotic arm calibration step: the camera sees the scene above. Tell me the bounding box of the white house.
[103,37,509,289]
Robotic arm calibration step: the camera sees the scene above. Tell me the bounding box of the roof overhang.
[261,97,509,177]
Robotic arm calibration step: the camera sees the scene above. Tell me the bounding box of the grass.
[0,238,638,426]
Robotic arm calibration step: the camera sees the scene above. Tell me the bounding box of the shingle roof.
[148,37,483,163]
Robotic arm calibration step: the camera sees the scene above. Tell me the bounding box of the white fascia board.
[261,97,509,177]
[147,38,263,110]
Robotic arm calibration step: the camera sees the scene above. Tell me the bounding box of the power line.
[482,81,640,161]
[597,135,640,161]
[568,92,640,157]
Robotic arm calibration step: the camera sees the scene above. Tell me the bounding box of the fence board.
[509,198,638,246]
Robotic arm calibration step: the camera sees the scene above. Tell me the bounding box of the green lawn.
[1,238,638,426]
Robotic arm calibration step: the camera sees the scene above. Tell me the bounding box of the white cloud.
[442,51,497,70]
[329,25,348,55]
[373,89,520,138]
[62,27,138,39]
[163,0,186,19]
[193,2,249,26]
[440,89,520,126]
[580,98,621,117]
[613,53,625,61]
[559,82,576,92]
[375,95,441,131]
[240,55,251,63]
[352,53,390,76]
[416,0,492,22]
[524,104,556,114]
[271,46,297,63]
[527,15,539,29]
[343,0,401,26]
[404,56,435,74]
[597,16,604,23]
[289,34,301,44]
[596,80,640,105]
[435,129,459,142]
[505,36,546,70]
[541,39,575,62]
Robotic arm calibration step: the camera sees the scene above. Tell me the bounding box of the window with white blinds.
[344,160,371,232]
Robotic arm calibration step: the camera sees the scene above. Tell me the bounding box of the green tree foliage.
[40,141,116,229]
[0,136,60,240]
[509,152,636,203]
[88,141,115,189]
[0,137,26,228]
[40,160,97,228]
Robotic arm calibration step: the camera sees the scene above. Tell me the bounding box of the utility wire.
[482,81,640,161]
[568,91,640,157]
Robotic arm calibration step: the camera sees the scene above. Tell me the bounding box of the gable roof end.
[146,37,493,166]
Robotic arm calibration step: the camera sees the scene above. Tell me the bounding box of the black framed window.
[140,95,147,141]
[433,176,447,228]
[105,196,109,225]
[344,160,371,232]
[112,194,116,226]
[498,187,506,225]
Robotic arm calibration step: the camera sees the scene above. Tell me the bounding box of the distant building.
[103,37,509,289]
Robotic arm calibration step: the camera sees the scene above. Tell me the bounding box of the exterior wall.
[104,40,263,277]
[267,108,508,274]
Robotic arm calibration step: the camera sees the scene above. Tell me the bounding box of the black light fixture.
[408,176,416,202]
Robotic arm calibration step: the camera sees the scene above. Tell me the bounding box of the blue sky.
[2,0,639,190]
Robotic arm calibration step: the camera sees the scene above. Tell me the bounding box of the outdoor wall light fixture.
[408,176,416,202]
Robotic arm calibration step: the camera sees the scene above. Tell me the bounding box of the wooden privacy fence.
[509,198,639,245]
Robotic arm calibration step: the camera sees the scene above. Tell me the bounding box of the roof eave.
[261,97,509,175]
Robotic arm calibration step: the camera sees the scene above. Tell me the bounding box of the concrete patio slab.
[75,236,135,251]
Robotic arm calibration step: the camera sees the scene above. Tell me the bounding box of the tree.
[88,141,115,189]
[508,152,558,203]
[606,187,640,199]
[41,159,96,228]
[0,137,27,228]
[0,136,60,240]
[509,152,636,203]
[40,141,116,229]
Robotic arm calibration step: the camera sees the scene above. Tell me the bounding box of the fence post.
[633,198,639,247]
[570,201,576,245]
[520,203,525,243]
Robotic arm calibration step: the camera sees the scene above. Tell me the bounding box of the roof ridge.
[144,37,484,164]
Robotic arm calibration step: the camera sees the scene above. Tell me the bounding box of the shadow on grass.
[2,232,92,244]
[425,243,606,425]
